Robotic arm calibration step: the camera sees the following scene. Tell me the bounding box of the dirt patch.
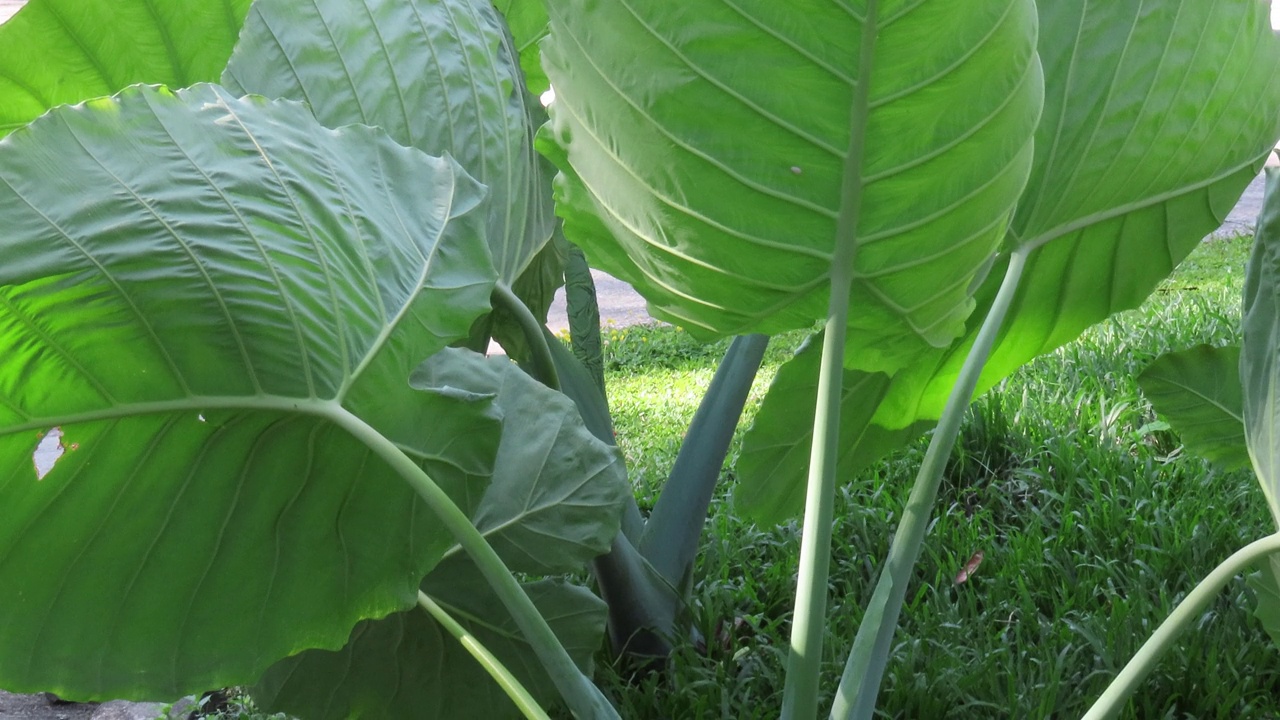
[0,691,97,720]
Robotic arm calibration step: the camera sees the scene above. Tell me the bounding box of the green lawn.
[595,232,1278,718]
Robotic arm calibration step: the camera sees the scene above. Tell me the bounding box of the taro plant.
[0,0,768,717]
[538,0,1280,716]
[0,0,632,718]
[3,0,1280,719]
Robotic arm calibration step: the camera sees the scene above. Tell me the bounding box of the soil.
[0,691,96,720]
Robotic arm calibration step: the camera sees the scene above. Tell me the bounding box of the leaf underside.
[222,0,555,284]
[738,0,1280,518]
[541,0,1041,374]
[875,0,1280,429]
[1243,169,1280,526]
[0,84,498,699]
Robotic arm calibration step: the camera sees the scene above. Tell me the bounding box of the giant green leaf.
[250,352,626,719]
[540,0,1041,374]
[0,0,251,136]
[0,84,500,699]
[738,0,1280,517]
[1243,169,1280,525]
[1137,344,1249,472]
[253,563,606,720]
[222,0,555,284]
[875,0,1280,428]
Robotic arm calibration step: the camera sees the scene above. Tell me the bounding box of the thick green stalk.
[780,5,878,718]
[492,282,561,391]
[640,334,770,591]
[417,591,551,720]
[831,249,1029,720]
[330,408,619,720]
[1083,533,1280,720]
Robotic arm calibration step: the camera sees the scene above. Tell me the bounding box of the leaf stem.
[640,334,769,590]
[831,248,1028,720]
[1082,533,1280,720]
[330,408,618,720]
[492,282,561,391]
[780,4,878,718]
[416,591,551,720]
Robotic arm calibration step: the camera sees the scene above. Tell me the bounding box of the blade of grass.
[1082,533,1280,720]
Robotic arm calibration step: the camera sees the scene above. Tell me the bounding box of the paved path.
[0,1,20,23]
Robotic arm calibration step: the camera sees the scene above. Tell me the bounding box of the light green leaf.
[540,0,1041,374]
[1137,344,1249,472]
[222,0,555,284]
[874,0,1280,428]
[0,0,251,137]
[734,333,930,524]
[413,349,627,575]
[252,560,605,720]
[1243,169,1280,526]
[0,84,498,699]
[492,0,551,96]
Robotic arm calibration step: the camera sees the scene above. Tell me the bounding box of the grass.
[592,232,1278,718]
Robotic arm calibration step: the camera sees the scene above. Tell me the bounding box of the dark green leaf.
[253,560,605,720]
[250,349,626,720]
[1248,554,1280,651]
[1137,344,1249,472]
[413,349,627,575]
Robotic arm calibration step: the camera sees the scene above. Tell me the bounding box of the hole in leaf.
[33,427,65,480]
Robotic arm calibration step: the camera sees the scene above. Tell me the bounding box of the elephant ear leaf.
[875,0,1280,429]
[1136,344,1248,472]
[223,0,555,284]
[0,84,500,700]
[1243,169,1280,526]
[540,0,1041,375]
[1241,170,1280,649]
[0,0,252,136]
[252,568,605,720]
[1247,554,1280,652]
[491,0,551,96]
[251,351,626,720]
